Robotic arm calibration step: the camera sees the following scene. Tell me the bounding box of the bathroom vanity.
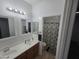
[15,43,39,59]
[0,34,39,59]
[0,10,39,59]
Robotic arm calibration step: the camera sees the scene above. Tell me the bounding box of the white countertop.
[0,38,39,59]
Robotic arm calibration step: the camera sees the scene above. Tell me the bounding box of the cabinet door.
[15,52,27,59]
[27,43,39,59]
[15,43,39,59]
[33,43,39,58]
[26,47,34,59]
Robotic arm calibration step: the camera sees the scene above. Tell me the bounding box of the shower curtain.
[43,16,60,55]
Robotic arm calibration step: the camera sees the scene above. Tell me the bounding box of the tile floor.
[35,51,55,59]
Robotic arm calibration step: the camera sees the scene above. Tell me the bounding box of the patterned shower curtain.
[43,16,60,55]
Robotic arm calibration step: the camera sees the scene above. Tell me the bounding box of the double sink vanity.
[0,34,39,59]
[0,13,39,59]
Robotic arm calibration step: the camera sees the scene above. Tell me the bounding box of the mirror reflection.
[0,17,39,39]
[0,18,15,39]
[21,19,28,34]
[31,22,39,33]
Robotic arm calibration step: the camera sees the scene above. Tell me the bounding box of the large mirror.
[0,16,39,39]
[0,16,29,39]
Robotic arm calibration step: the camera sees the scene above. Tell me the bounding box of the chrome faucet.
[25,40,27,44]
[24,39,30,44]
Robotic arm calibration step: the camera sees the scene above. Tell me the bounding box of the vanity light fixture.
[6,7,26,15]
[19,11,24,15]
[20,11,23,14]
[14,9,18,12]
[7,7,13,11]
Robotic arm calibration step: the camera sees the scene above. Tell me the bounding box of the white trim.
[62,0,78,59]
[56,0,78,59]
[55,0,78,59]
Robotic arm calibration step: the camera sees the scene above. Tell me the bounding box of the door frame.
[56,0,78,59]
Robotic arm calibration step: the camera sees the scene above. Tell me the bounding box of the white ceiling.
[24,0,43,6]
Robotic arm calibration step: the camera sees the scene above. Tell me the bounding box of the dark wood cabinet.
[15,43,39,59]
[15,52,27,59]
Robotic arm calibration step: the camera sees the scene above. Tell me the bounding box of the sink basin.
[4,50,17,55]
[0,50,17,59]
[0,55,9,59]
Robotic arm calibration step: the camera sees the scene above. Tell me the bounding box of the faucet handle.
[25,40,27,44]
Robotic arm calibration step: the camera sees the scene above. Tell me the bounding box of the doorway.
[67,1,79,59]
[35,16,60,59]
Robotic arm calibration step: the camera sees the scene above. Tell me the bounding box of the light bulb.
[20,11,23,14]
[7,7,13,11]
[14,9,18,12]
